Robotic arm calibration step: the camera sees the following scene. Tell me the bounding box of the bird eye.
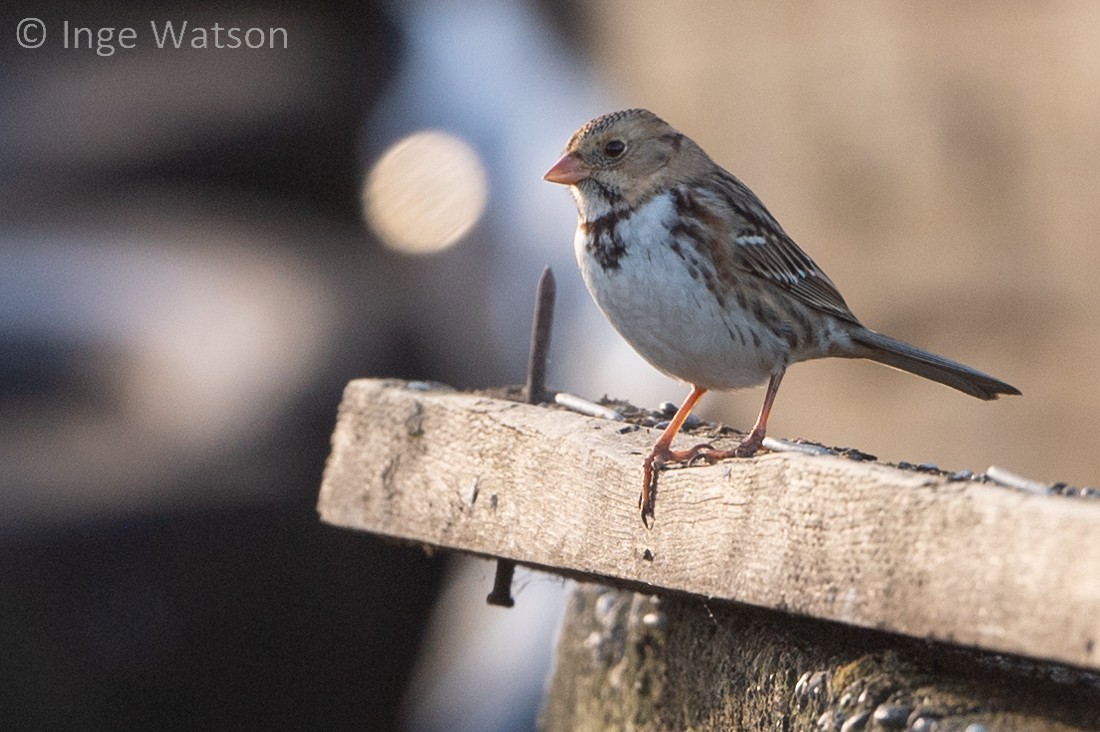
[604,140,626,158]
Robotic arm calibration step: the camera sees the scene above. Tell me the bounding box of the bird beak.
[543,153,588,185]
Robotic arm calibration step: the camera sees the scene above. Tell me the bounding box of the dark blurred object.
[0,1,449,729]
[0,1,390,220]
[0,504,443,730]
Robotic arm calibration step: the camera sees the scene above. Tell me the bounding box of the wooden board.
[318,378,1100,671]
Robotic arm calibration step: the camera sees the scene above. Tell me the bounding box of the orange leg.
[640,384,708,526]
[701,368,785,461]
[639,369,785,527]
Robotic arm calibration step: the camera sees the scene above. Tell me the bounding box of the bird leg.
[639,370,785,526]
[640,384,708,526]
[696,368,785,461]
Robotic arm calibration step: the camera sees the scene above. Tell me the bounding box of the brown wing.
[708,171,860,324]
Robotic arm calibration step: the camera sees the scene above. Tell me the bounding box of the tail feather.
[847,329,1020,400]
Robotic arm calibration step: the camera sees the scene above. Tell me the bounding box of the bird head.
[544,109,710,211]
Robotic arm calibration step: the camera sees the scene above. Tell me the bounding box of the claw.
[640,450,662,528]
[684,443,716,466]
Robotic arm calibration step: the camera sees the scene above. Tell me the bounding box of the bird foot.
[638,432,766,527]
[692,430,766,462]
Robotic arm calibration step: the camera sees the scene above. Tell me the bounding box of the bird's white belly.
[574,196,785,391]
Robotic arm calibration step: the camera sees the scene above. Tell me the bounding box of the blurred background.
[1,1,1097,729]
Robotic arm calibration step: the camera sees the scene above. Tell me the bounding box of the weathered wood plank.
[541,585,1100,732]
[317,378,1100,671]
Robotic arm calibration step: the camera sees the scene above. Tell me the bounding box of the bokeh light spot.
[364,130,488,255]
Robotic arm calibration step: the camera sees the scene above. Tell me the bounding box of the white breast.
[574,194,786,391]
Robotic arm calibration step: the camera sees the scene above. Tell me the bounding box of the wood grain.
[318,378,1100,671]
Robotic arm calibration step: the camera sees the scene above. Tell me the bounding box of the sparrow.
[544,108,1020,526]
